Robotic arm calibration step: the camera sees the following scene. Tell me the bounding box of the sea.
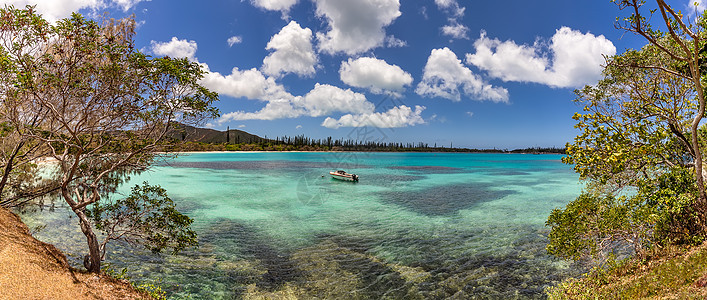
[20,152,584,299]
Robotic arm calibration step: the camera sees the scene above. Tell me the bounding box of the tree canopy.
[548,0,707,263]
[0,6,218,273]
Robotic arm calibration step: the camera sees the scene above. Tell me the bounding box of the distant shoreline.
[164,150,565,155]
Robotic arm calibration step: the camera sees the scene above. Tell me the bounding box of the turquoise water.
[21,152,582,299]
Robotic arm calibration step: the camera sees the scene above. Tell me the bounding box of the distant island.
[167,123,566,154]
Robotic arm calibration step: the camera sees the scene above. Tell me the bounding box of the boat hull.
[330,171,358,182]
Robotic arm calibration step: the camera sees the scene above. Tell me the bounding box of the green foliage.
[547,192,642,261]
[1,5,218,272]
[637,168,705,246]
[562,41,695,188]
[101,262,129,280]
[102,263,168,300]
[88,182,198,255]
[547,169,704,262]
[549,0,707,297]
[551,5,707,264]
[134,282,167,300]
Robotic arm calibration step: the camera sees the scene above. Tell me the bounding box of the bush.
[547,168,704,263]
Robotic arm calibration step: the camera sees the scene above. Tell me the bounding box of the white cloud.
[321,105,426,129]
[385,36,407,48]
[218,99,304,121]
[227,36,243,47]
[688,0,706,16]
[314,0,401,55]
[147,37,293,102]
[147,37,330,125]
[250,0,298,18]
[416,47,509,102]
[112,0,148,11]
[200,65,294,101]
[441,23,469,39]
[466,111,474,117]
[295,83,374,117]
[434,0,464,17]
[466,27,616,88]
[150,37,198,61]
[238,124,246,128]
[434,0,466,41]
[215,83,374,123]
[339,57,413,95]
[212,76,425,129]
[0,0,147,22]
[262,21,317,77]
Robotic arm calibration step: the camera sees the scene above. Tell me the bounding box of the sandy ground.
[0,207,148,300]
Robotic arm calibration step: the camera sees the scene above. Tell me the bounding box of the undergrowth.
[102,264,168,300]
[546,243,707,299]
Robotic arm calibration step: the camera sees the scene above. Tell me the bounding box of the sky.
[4,0,704,148]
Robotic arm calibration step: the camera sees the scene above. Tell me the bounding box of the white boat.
[329,170,359,182]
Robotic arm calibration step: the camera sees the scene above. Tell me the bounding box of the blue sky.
[8,0,703,148]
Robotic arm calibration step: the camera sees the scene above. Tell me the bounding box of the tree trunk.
[0,142,23,203]
[74,207,102,273]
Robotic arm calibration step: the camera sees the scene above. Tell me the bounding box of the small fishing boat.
[329,170,359,182]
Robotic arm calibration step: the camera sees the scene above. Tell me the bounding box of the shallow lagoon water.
[21,152,583,299]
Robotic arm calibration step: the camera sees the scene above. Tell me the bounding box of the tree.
[548,1,707,262]
[611,0,707,200]
[0,6,57,207]
[87,183,197,262]
[0,6,218,273]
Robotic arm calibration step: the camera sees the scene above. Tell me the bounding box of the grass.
[547,243,707,299]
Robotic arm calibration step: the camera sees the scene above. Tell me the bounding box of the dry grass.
[547,243,707,299]
[0,207,149,300]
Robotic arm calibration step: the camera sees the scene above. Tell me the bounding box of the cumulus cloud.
[339,57,413,95]
[321,105,426,129]
[441,23,469,39]
[294,83,374,117]
[466,27,616,88]
[146,37,368,126]
[227,36,242,47]
[200,65,294,102]
[262,21,317,77]
[1,0,147,22]
[416,47,509,102]
[147,37,295,103]
[215,81,424,128]
[314,0,401,55]
[215,83,374,123]
[218,99,304,121]
[250,0,298,17]
[150,37,198,61]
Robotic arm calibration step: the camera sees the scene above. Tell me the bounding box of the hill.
[168,122,265,144]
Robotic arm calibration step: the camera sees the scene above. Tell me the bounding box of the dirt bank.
[0,207,148,299]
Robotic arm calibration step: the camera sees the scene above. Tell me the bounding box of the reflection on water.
[21,152,582,299]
